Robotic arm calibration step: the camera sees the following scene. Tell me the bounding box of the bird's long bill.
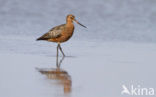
[74,19,87,28]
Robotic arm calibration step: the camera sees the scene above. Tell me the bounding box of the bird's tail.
[36,36,46,41]
[36,37,42,41]
[36,33,49,41]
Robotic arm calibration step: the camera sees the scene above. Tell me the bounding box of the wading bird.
[37,14,86,57]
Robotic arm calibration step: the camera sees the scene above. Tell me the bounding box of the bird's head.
[66,14,87,28]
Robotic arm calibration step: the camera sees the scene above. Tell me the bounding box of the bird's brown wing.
[37,24,65,40]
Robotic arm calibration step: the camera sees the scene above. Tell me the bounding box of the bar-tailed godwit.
[37,14,86,57]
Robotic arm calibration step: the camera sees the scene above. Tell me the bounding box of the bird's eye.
[70,16,74,19]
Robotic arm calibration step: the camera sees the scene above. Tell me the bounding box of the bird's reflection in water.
[37,56,72,94]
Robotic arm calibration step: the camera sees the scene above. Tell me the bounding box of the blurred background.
[0,0,156,42]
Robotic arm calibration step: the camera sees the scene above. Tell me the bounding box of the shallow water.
[0,36,156,97]
[1,0,156,97]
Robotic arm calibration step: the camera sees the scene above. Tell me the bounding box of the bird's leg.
[58,56,65,67]
[56,44,59,67]
[58,44,65,57]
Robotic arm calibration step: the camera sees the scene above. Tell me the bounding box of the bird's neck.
[66,21,74,27]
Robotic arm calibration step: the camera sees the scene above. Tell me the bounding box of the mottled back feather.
[37,24,65,40]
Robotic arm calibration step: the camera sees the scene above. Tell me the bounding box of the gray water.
[0,0,156,97]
